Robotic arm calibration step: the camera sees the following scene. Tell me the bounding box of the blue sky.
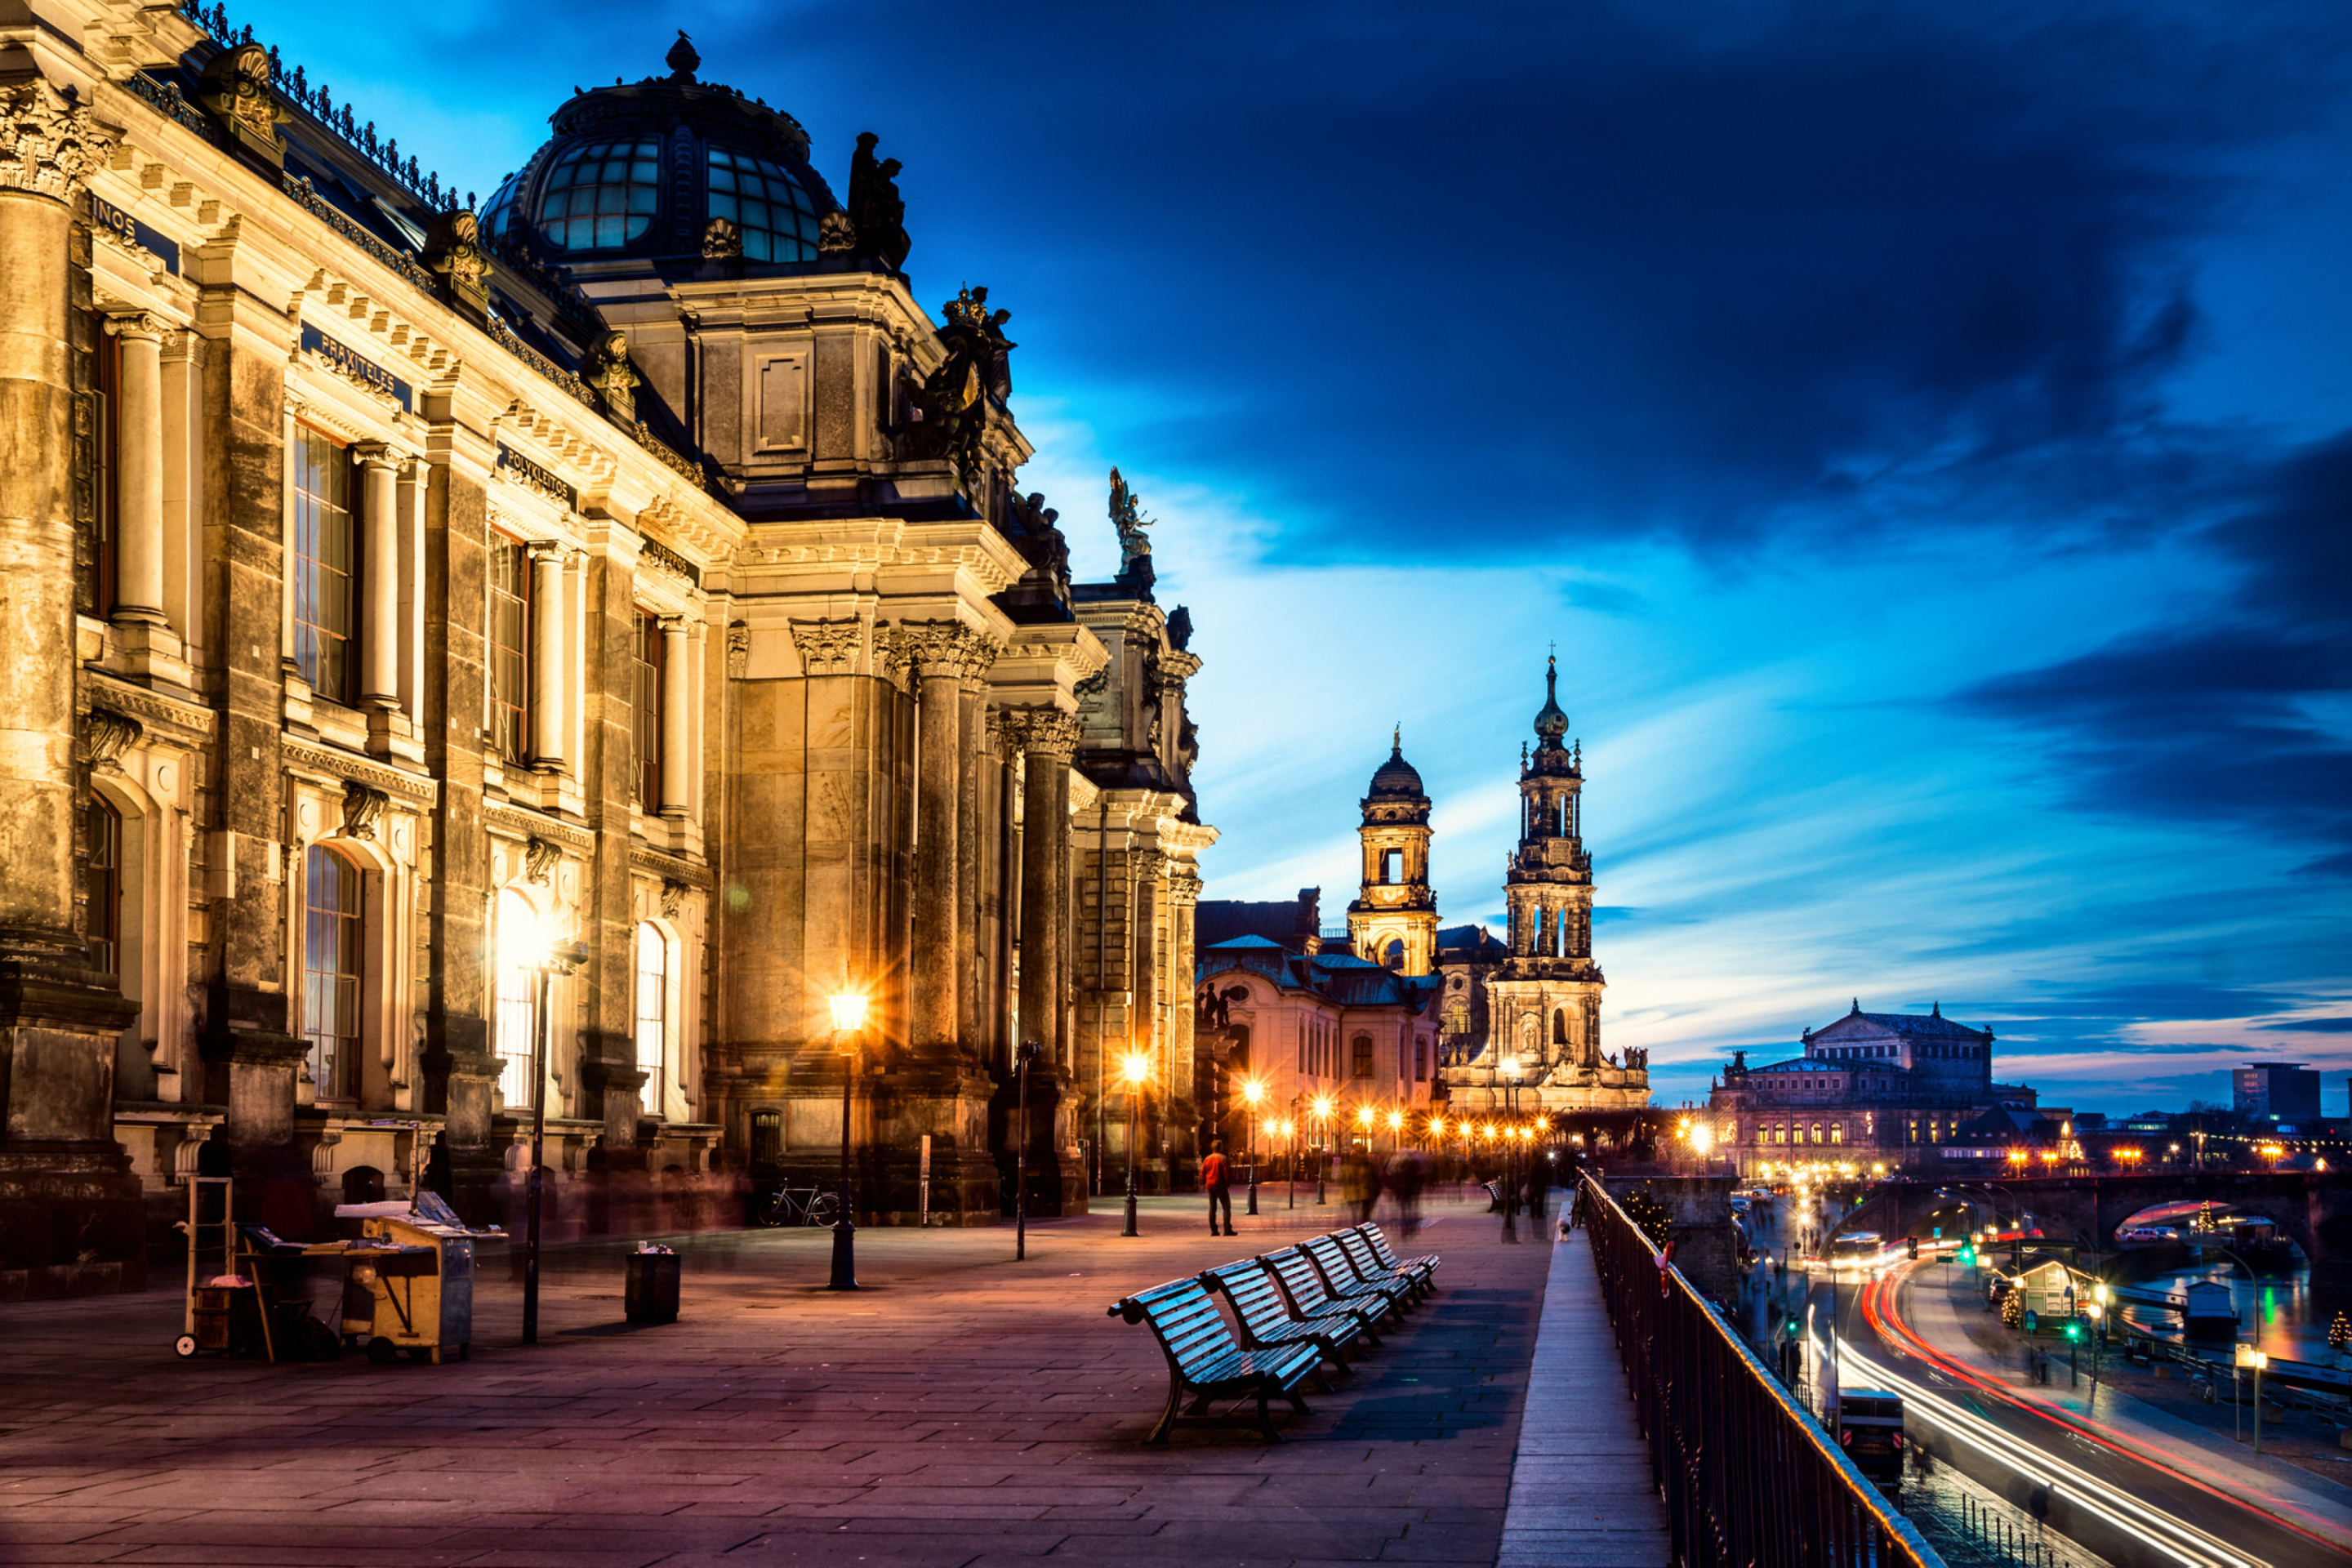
[223,0,2352,1113]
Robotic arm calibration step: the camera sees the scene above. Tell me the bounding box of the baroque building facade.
[0,4,1211,1298]
[1704,1003,2028,1176]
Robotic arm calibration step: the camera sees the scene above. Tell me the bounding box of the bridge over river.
[1833,1169,2352,1266]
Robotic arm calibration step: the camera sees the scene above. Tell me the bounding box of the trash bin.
[626,1245,680,1324]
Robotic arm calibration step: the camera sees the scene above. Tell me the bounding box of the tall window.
[634,922,666,1117]
[292,429,358,702]
[87,793,122,973]
[486,533,532,760]
[632,612,663,806]
[303,846,363,1100]
[495,889,538,1106]
[1414,1037,1428,1082]
[1352,1035,1374,1078]
[90,318,119,616]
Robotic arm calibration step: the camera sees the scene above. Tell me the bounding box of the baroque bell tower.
[1467,654,1648,1111]
[1347,729,1438,973]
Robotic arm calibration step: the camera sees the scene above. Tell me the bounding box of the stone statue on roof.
[847,131,911,271]
[1110,467,1152,569]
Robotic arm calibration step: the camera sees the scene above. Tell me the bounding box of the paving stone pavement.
[0,1190,1588,1567]
[1496,1227,1668,1568]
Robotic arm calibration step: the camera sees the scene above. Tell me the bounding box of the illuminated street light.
[1121,1050,1150,1236]
[826,990,868,1290]
[504,904,588,1343]
[1240,1076,1266,1216]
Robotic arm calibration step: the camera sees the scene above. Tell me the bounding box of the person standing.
[1204,1142,1235,1236]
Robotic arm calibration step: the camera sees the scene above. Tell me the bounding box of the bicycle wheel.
[807,1192,840,1226]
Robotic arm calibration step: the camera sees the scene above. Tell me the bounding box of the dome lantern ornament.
[1532,653,1569,746]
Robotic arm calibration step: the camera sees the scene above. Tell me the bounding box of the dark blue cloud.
[1953,431,2352,869]
[694,0,2349,559]
[2261,1016,2352,1032]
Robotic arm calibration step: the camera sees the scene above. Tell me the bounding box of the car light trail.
[1844,1261,2348,1567]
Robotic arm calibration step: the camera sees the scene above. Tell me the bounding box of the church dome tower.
[1347,729,1439,973]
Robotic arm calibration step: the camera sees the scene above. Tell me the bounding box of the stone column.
[657,614,689,816]
[1006,709,1079,1060]
[102,313,166,624]
[903,622,994,1050]
[354,443,400,709]
[528,541,564,770]
[0,80,142,1288]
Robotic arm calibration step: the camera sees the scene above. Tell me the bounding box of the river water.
[2118,1261,2338,1365]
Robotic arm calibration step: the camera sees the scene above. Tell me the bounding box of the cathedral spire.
[1532,651,1569,747]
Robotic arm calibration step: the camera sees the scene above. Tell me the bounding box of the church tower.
[1347,730,1439,973]
[1469,655,1648,1110]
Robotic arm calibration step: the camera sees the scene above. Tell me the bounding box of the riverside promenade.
[0,1191,1659,1566]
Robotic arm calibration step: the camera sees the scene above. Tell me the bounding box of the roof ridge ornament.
[666,30,701,84]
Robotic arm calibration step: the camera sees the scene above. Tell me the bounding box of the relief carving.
[787,617,865,678]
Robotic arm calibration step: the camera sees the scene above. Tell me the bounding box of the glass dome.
[477,54,840,274]
[541,137,663,252]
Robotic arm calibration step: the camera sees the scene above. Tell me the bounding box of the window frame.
[1351,1034,1374,1079]
[91,316,120,617]
[634,921,667,1118]
[87,791,122,973]
[302,844,365,1102]
[633,611,664,807]
[291,425,360,705]
[494,889,540,1107]
[485,529,533,762]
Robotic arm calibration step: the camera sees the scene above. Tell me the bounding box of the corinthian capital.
[889,618,1001,682]
[0,81,114,202]
[788,617,865,678]
[996,705,1080,763]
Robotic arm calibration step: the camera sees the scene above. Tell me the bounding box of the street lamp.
[1276,1116,1297,1209]
[1013,1040,1041,1261]
[510,908,589,1348]
[1356,1103,1376,1156]
[1312,1095,1334,1204]
[827,991,868,1290]
[1121,1050,1150,1236]
[1240,1076,1265,1216]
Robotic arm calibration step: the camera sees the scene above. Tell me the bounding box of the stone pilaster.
[896,620,996,1054]
[0,79,145,1295]
[657,614,689,816]
[1002,708,1078,1066]
[528,541,565,771]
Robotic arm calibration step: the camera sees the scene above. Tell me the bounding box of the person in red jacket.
[1203,1142,1235,1236]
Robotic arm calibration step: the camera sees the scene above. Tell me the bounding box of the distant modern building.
[2235,1062,2322,1123]
[1707,1002,2031,1174]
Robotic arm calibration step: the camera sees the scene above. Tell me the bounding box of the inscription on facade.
[299,322,412,410]
[495,443,577,510]
[90,195,180,273]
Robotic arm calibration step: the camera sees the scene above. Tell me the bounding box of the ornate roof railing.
[179,1,472,212]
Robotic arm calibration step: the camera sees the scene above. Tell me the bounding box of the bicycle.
[758,1185,841,1227]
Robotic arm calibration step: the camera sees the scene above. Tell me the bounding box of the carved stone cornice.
[0,81,113,203]
[279,737,437,805]
[629,846,712,889]
[78,672,216,747]
[995,705,1080,763]
[889,619,1000,682]
[787,617,864,677]
[84,708,142,770]
[482,800,593,853]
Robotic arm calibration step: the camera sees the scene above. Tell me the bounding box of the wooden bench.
[1202,1258,1365,1374]
[1263,1245,1394,1339]
[1349,1223,1439,1298]
[1303,1232,1419,1313]
[1107,1277,1321,1442]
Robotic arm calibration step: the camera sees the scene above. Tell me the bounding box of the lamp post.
[1014,1040,1040,1261]
[1499,1056,1522,1214]
[1241,1076,1264,1216]
[1312,1095,1334,1204]
[1121,1050,1148,1237]
[1356,1103,1376,1160]
[517,916,589,1348]
[1279,1116,1297,1209]
[827,991,868,1290]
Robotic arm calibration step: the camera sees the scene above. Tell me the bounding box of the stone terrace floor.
[0,1189,1609,1567]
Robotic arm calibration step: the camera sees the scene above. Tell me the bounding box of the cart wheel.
[367,1336,396,1365]
[174,1334,198,1358]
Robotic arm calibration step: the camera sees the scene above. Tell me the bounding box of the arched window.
[1442,1000,1469,1036]
[1383,937,1403,971]
[494,889,539,1106]
[541,137,661,251]
[303,845,364,1100]
[1552,1009,1567,1045]
[1414,1037,1428,1081]
[1811,1121,1824,1145]
[87,793,122,973]
[1830,1123,1844,1145]
[1228,1023,1250,1071]
[1352,1035,1374,1078]
[634,922,667,1117]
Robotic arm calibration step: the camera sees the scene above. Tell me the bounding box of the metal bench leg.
[1285,1391,1310,1415]
[1184,1391,1218,1416]
[1147,1377,1183,1445]
[1256,1389,1283,1442]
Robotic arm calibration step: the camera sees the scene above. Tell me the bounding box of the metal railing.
[1577,1175,1943,1568]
